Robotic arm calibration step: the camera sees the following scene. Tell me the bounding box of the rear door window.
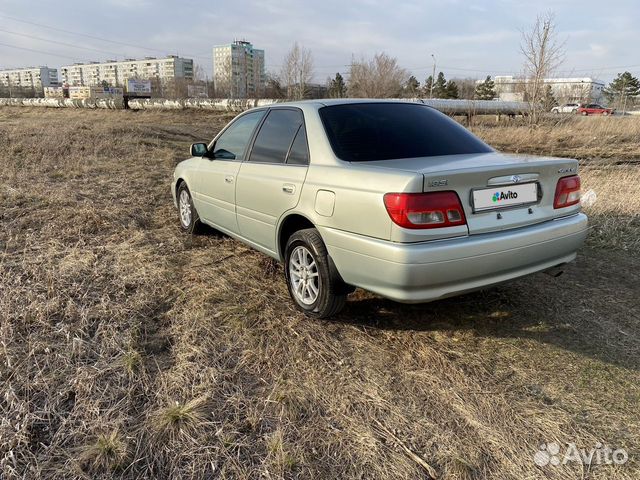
[249,109,304,164]
[286,126,309,165]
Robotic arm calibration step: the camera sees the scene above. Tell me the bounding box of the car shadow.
[331,250,640,372]
[191,222,639,372]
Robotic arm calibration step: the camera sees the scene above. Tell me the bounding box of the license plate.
[472,183,538,212]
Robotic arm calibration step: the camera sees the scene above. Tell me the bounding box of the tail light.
[383,191,467,229]
[554,175,581,209]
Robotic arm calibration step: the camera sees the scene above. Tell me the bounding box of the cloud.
[0,0,638,83]
[102,0,152,7]
[588,44,608,57]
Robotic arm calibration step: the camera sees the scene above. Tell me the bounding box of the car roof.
[267,98,425,109]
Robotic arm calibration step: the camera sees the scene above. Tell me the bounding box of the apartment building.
[213,40,265,98]
[59,56,194,87]
[0,66,59,90]
[492,76,605,103]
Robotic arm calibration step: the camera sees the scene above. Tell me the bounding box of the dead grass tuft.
[149,397,211,443]
[120,349,142,375]
[77,430,128,474]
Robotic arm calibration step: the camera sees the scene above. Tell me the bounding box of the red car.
[577,104,614,116]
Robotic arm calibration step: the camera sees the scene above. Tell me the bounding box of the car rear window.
[319,103,492,162]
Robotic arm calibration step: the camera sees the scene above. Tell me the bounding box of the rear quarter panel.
[295,164,423,241]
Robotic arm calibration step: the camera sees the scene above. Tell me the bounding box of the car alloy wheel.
[284,228,348,318]
[179,189,192,228]
[289,245,320,305]
[177,183,201,234]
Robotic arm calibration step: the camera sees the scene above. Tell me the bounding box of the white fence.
[127,98,281,111]
[0,97,124,109]
[0,97,529,115]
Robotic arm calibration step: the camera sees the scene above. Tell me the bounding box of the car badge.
[510,175,522,183]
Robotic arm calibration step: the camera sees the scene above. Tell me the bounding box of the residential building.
[490,76,605,103]
[0,66,59,90]
[213,40,265,98]
[59,55,194,88]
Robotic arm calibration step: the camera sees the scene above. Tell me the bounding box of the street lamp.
[430,54,436,99]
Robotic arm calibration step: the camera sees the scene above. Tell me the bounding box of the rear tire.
[603,111,609,116]
[284,228,347,318]
[177,182,202,234]
[581,111,588,116]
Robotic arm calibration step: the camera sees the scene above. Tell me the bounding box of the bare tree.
[348,53,408,98]
[454,78,478,100]
[265,73,285,99]
[520,12,565,123]
[280,42,314,100]
[192,64,207,82]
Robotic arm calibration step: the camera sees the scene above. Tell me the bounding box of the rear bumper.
[319,213,588,303]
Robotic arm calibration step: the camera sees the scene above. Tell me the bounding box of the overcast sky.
[1,0,638,83]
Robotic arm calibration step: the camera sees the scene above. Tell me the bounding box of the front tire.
[177,183,202,234]
[284,229,347,318]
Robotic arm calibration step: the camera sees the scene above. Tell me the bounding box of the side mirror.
[190,142,208,157]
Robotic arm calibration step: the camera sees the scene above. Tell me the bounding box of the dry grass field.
[1,108,639,479]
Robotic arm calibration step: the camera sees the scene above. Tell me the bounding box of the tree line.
[269,47,499,101]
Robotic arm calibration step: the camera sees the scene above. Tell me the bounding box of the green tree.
[445,80,459,99]
[604,71,640,112]
[474,75,496,100]
[423,75,433,97]
[542,84,558,111]
[404,76,420,97]
[432,72,447,98]
[328,72,347,98]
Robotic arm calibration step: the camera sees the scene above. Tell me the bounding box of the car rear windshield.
[319,103,493,162]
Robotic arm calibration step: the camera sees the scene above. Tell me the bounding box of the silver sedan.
[173,100,588,318]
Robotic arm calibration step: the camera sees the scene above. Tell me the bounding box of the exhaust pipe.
[544,264,565,278]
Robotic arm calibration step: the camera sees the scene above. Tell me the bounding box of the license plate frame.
[471,182,539,213]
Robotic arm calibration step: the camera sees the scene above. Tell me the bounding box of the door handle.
[282,184,295,194]
[224,175,234,184]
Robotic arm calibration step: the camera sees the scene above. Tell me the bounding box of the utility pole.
[430,54,436,99]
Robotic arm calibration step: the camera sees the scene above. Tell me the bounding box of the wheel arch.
[175,176,195,205]
[277,212,355,296]
[277,213,317,261]
[175,177,186,195]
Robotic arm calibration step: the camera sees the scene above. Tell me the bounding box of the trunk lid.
[360,152,580,235]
